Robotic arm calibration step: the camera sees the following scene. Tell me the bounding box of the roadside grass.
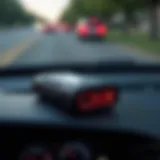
[107,30,160,54]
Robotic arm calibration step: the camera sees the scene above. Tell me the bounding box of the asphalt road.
[0,28,159,68]
[0,27,37,52]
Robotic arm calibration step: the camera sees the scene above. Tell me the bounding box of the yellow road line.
[0,35,41,67]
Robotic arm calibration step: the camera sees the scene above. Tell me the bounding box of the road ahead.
[0,27,159,68]
[0,27,36,52]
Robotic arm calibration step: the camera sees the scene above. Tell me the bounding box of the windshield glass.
[0,0,159,68]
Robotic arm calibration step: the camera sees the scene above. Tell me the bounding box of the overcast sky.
[20,0,70,22]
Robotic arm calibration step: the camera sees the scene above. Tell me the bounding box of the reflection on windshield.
[0,0,159,68]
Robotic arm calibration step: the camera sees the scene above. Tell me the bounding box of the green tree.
[0,0,35,26]
[61,0,115,23]
[61,0,159,39]
[148,0,160,39]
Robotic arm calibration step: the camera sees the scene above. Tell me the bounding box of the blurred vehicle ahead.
[76,17,108,40]
[43,24,56,33]
[60,23,74,32]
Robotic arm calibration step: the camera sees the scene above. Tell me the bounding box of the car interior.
[0,63,160,160]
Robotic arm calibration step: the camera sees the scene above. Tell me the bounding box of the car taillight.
[76,87,117,111]
[79,25,88,35]
[96,25,107,35]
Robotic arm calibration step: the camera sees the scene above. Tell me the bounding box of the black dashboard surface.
[0,73,160,140]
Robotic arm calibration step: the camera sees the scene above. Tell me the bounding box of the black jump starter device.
[32,72,118,115]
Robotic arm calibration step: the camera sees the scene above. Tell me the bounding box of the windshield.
[0,0,159,69]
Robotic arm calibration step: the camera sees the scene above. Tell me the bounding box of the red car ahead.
[61,23,73,32]
[76,17,108,40]
[43,24,56,33]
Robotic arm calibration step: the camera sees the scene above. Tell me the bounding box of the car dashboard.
[0,69,160,160]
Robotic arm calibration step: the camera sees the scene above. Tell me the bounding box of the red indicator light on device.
[76,88,117,111]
